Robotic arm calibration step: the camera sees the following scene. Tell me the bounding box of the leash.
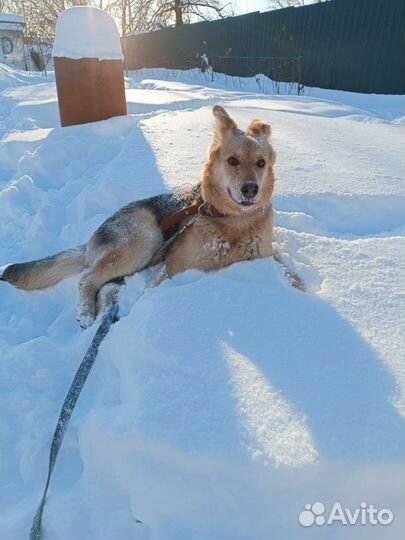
[149,210,202,266]
[29,202,208,539]
[30,302,119,540]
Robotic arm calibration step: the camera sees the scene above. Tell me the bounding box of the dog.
[1,105,277,328]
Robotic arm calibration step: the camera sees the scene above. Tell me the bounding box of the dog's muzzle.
[227,185,259,207]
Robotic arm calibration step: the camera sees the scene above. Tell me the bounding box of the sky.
[235,0,270,14]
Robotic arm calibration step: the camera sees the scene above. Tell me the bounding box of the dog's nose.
[241,181,258,199]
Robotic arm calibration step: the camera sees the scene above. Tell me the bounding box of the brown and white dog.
[1,105,278,327]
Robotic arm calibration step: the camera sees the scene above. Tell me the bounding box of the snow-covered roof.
[53,6,123,61]
[0,12,24,23]
[0,12,25,30]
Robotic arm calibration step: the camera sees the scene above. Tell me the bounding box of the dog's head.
[201,105,276,216]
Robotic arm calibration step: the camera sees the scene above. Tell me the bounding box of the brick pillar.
[53,7,127,127]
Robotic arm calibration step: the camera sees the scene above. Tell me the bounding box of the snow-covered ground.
[0,63,404,540]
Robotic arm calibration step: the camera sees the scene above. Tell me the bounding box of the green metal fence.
[123,0,405,94]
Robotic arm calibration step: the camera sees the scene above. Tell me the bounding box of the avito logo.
[298,502,394,527]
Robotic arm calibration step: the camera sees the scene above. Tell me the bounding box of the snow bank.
[64,259,403,539]
[126,68,405,122]
[0,63,45,93]
[0,65,404,539]
[53,7,123,61]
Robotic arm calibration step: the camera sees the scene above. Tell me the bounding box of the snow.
[52,7,123,61]
[0,12,25,25]
[0,64,404,539]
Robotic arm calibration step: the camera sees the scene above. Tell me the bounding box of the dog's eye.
[227,157,239,166]
[257,159,266,168]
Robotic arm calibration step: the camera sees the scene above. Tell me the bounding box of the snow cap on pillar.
[53,6,123,61]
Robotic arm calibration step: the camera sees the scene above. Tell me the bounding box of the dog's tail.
[0,244,87,290]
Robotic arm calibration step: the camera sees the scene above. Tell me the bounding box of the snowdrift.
[0,65,404,540]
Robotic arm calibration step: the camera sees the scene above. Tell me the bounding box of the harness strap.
[149,211,202,266]
[159,200,226,232]
[30,302,121,540]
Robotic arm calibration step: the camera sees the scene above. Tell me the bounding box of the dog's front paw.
[76,304,96,329]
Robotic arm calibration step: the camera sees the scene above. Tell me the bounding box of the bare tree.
[151,0,232,27]
[10,0,87,43]
[0,0,16,11]
[5,0,233,44]
[115,0,234,33]
[106,0,144,36]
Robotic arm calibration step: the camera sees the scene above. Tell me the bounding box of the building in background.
[0,13,26,69]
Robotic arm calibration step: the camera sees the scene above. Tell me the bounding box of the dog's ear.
[247,120,271,140]
[212,105,237,138]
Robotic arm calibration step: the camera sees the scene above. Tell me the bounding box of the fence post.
[53,6,127,127]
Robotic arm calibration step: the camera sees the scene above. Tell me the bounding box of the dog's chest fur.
[164,205,274,276]
[200,218,266,262]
